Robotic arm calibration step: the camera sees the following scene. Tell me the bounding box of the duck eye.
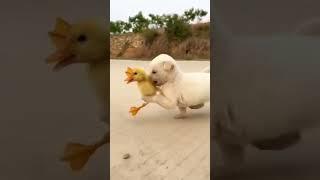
[134,72,138,75]
[77,34,87,42]
[152,70,157,74]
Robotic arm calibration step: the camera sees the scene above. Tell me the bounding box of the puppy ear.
[163,61,174,71]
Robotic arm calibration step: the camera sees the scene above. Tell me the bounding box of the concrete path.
[110,60,210,180]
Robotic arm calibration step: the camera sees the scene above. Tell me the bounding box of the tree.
[110,21,121,34]
[110,20,132,34]
[128,11,150,33]
[164,14,191,41]
[183,8,208,22]
[148,14,165,29]
[110,8,208,36]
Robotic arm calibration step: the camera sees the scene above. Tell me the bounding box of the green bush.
[164,14,192,41]
[110,21,131,34]
[148,14,165,29]
[183,8,208,22]
[142,29,159,46]
[110,8,208,38]
[129,11,150,33]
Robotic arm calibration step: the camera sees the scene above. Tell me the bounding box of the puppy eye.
[152,70,157,74]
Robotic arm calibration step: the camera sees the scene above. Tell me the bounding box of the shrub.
[110,21,131,34]
[164,14,192,41]
[148,14,165,29]
[128,11,150,33]
[142,29,159,46]
[183,8,208,22]
[192,23,210,38]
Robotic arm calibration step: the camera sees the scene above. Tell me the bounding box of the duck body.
[137,78,157,97]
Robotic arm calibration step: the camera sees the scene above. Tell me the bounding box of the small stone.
[123,153,131,159]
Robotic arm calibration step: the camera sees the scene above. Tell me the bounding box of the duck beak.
[124,77,134,84]
[46,47,76,71]
[46,17,77,71]
[125,67,135,83]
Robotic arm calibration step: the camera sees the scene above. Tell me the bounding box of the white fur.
[213,19,320,175]
[143,54,210,118]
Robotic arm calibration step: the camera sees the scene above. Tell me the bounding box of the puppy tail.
[295,18,320,36]
[201,66,210,73]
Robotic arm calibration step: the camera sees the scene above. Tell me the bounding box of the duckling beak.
[46,18,77,71]
[124,76,134,84]
[125,67,135,83]
[46,47,76,71]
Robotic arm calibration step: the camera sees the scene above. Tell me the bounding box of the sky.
[110,0,210,22]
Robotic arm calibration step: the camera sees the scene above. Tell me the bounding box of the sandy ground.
[110,60,210,180]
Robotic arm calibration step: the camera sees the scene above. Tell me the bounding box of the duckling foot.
[61,143,98,171]
[129,103,149,117]
[129,106,141,116]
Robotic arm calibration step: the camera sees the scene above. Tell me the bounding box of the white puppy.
[213,18,320,176]
[142,54,210,118]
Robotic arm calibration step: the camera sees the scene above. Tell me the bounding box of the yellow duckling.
[46,17,108,171]
[125,67,159,116]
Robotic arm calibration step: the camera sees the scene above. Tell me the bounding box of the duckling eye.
[134,72,138,75]
[77,34,87,42]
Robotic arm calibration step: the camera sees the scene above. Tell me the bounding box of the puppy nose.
[153,80,157,84]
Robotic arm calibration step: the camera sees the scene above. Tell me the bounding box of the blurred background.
[0,0,107,179]
[213,0,320,179]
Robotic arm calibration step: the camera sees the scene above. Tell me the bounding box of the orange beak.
[46,17,77,71]
[124,67,135,84]
[46,47,76,71]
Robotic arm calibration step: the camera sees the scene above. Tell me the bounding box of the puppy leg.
[174,107,187,119]
[175,95,188,119]
[214,137,245,177]
[142,94,176,110]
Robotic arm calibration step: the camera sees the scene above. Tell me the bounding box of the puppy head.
[148,54,180,86]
